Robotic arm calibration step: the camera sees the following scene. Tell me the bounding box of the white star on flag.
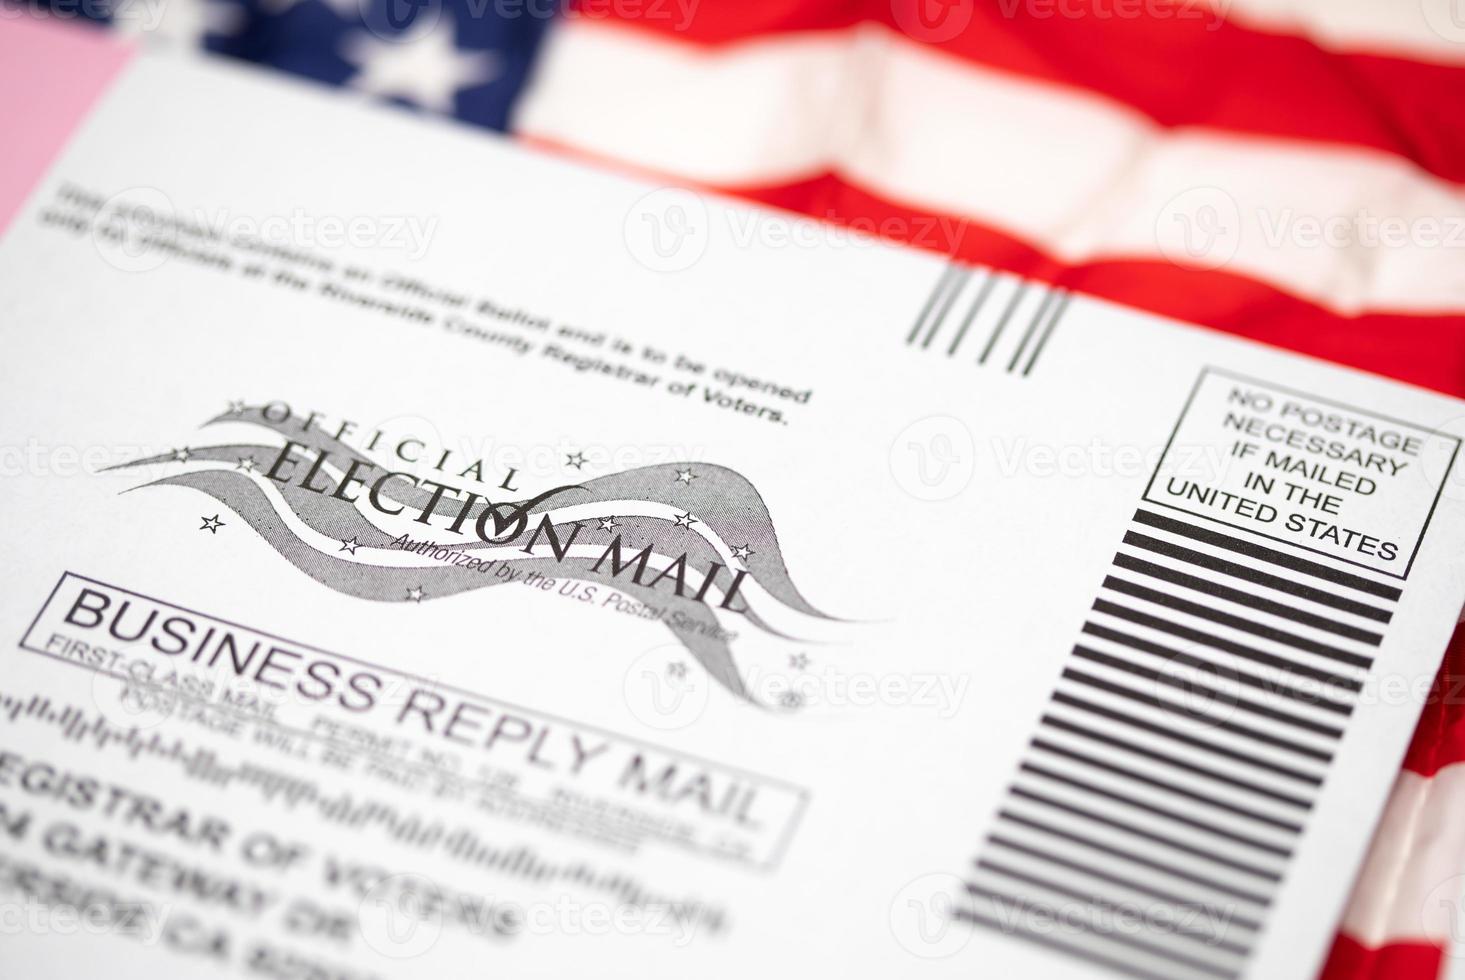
[341,14,501,115]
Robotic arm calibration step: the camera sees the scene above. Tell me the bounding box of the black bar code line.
[1101,577,1375,668]
[1071,645,1343,739]
[984,834,1266,938]
[1091,600,1364,691]
[1023,289,1071,377]
[995,810,1276,906]
[945,268,997,357]
[1080,622,1355,715]
[1110,554,1385,645]
[1051,691,1324,786]
[922,267,970,349]
[1132,510,1402,601]
[1018,762,1296,857]
[979,280,1029,365]
[1029,738,1306,833]
[1006,786,1286,883]
[1006,287,1056,373]
[1039,714,1317,809]
[905,264,957,345]
[1121,531,1394,623]
[1060,669,1334,763]
[955,905,1218,980]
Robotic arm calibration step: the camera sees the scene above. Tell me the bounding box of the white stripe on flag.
[1341,765,1465,946]
[1224,0,1465,66]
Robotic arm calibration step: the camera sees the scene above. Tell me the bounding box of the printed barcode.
[905,264,1069,376]
[960,507,1400,979]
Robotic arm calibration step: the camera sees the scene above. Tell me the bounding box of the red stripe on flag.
[1319,933,1443,980]
[572,0,1465,184]
[735,172,1465,397]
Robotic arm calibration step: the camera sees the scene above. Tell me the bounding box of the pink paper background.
[0,15,132,234]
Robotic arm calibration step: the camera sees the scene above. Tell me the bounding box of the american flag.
[36,0,1465,975]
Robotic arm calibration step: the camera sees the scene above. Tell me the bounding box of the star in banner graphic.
[565,451,587,470]
[340,536,360,555]
[673,513,697,529]
[236,455,257,472]
[172,447,192,463]
[200,515,225,533]
[674,468,697,485]
[598,516,620,532]
[731,543,755,561]
[406,586,425,602]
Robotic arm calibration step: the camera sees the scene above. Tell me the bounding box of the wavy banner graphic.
[105,406,833,703]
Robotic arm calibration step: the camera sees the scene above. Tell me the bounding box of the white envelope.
[2,35,1464,980]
